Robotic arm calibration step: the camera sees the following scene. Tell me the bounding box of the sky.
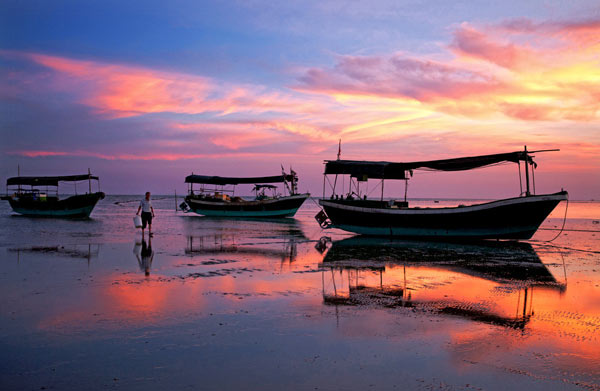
[1,0,599,199]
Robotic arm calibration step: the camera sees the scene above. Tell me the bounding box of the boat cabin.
[3,173,102,202]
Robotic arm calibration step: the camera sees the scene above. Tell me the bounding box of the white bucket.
[133,215,143,228]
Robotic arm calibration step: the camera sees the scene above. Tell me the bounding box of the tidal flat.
[1,196,599,390]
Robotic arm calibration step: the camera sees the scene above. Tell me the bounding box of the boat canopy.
[185,174,294,185]
[324,151,535,180]
[7,174,99,187]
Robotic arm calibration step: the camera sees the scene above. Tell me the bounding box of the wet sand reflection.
[1,199,599,389]
[320,238,565,330]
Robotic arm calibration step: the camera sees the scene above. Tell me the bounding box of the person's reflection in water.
[136,237,154,276]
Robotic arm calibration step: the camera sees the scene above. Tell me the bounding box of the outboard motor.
[315,209,332,228]
[179,201,190,212]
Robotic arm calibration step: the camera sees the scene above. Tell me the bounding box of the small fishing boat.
[1,172,105,218]
[180,170,309,218]
[316,147,568,239]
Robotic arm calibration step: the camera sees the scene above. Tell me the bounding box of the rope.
[530,197,569,243]
[545,197,568,242]
[308,196,322,209]
[114,197,171,206]
[532,242,600,254]
[538,228,600,233]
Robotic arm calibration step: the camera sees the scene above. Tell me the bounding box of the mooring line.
[531,242,600,254]
[530,197,569,243]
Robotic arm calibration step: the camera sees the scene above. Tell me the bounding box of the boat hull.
[319,191,567,239]
[4,192,105,218]
[185,193,309,218]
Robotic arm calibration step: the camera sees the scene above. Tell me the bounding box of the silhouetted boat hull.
[185,193,309,218]
[4,192,105,218]
[320,191,567,239]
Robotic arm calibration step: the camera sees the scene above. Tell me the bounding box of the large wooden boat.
[1,173,105,218]
[181,170,309,218]
[316,147,568,239]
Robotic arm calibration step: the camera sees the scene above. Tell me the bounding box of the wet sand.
[0,196,599,390]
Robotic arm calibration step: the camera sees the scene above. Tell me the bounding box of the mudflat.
[1,196,598,390]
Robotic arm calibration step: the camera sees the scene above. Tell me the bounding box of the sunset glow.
[1,2,599,197]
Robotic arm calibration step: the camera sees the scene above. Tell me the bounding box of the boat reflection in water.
[186,234,300,265]
[9,244,100,263]
[183,216,308,265]
[319,237,565,329]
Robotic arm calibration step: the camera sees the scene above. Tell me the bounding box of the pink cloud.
[297,18,600,122]
[298,54,499,102]
[27,53,214,118]
[15,151,70,158]
[3,51,323,119]
[497,19,600,46]
[9,149,295,161]
[171,120,337,149]
[450,23,539,70]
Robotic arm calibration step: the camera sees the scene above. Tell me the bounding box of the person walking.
[136,192,155,237]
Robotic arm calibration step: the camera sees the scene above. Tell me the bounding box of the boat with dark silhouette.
[316,147,567,239]
[181,170,309,218]
[1,173,105,218]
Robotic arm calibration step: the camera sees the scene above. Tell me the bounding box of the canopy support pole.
[332,174,339,196]
[524,146,531,196]
[518,161,523,195]
[380,179,384,201]
[532,163,536,195]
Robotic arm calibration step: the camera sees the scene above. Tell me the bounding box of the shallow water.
[0,196,599,390]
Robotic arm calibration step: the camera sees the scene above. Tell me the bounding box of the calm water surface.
[0,196,599,390]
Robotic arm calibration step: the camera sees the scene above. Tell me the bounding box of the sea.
[1,196,599,390]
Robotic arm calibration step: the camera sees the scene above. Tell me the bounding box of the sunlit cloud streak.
[8,149,296,161]
[2,51,327,120]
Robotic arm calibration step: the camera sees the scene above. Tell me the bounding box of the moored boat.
[181,170,309,218]
[1,173,105,218]
[316,147,568,240]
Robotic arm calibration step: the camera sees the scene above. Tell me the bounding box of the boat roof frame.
[323,149,558,180]
[6,174,100,187]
